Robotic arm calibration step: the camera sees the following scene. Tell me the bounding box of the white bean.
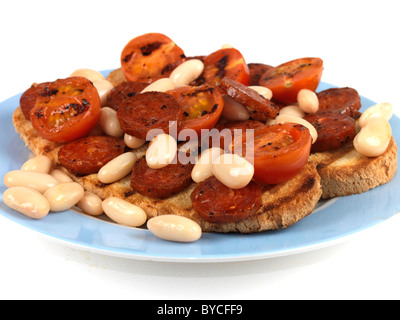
[70,68,105,82]
[50,169,73,183]
[248,86,273,100]
[141,78,175,93]
[212,153,254,189]
[93,79,114,107]
[221,95,250,121]
[21,155,52,173]
[78,191,103,216]
[146,133,177,169]
[3,187,50,219]
[124,133,146,149]
[102,197,147,227]
[358,102,393,128]
[98,152,137,184]
[353,117,392,157]
[4,170,58,193]
[275,114,318,144]
[297,89,319,114]
[169,59,204,87]
[191,147,225,183]
[44,182,84,212]
[147,215,202,243]
[278,105,305,118]
[99,106,124,137]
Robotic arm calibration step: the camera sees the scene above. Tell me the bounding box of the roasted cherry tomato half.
[259,57,323,104]
[20,81,51,120]
[121,33,185,83]
[194,48,250,86]
[237,123,312,184]
[30,77,101,143]
[167,84,224,137]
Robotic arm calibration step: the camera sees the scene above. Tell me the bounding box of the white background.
[0,0,399,300]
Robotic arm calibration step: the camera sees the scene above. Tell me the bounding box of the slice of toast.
[309,137,397,199]
[12,106,322,233]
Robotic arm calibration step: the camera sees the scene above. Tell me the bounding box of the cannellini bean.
[248,86,273,100]
[4,170,58,193]
[275,114,318,144]
[212,153,254,189]
[98,152,137,184]
[78,191,103,216]
[93,79,114,106]
[99,106,124,137]
[124,133,146,149]
[21,155,52,173]
[147,215,202,243]
[50,169,73,183]
[221,95,250,121]
[70,68,105,82]
[297,89,319,114]
[191,147,225,183]
[44,182,84,212]
[3,187,50,219]
[353,117,392,157]
[279,105,305,118]
[169,59,204,87]
[146,133,177,169]
[221,43,233,49]
[141,78,176,93]
[102,197,147,227]
[358,102,393,128]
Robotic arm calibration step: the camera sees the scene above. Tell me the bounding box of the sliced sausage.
[248,63,273,86]
[20,82,51,120]
[117,91,183,140]
[219,76,279,119]
[130,155,194,199]
[317,87,361,117]
[58,136,125,175]
[191,176,262,223]
[106,81,148,111]
[304,112,356,152]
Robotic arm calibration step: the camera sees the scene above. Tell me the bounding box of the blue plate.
[1,74,399,262]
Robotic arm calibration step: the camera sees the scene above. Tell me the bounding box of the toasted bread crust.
[12,106,323,233]
[309,137,397,199]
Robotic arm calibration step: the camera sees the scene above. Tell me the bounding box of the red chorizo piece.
[58,136,125,175]
[117,91,183,140]
[191,176,262,223]
[304,112,356,152]
[130,155,193,198]
[106,81,148,111]
[248,63,273,86]
[317,87,361,118]
[219,77,279,119]
[19,82,51,120]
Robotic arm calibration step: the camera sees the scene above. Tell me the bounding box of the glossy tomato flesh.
[198,48,250,86]
[30,77,101,143]
[259,57,323,104]
[167,84,224,137]
[121,33,185,83]
[239,123,312,184]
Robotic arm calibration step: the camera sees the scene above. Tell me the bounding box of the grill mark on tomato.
[140,41,163,56]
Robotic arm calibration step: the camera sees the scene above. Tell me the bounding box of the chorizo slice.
[317,87,361,117]
[19,81,51,120]
[191,176,262,223]
[130,155,194,198]
[304,112,356,152]
[117,91,183,140]
[219,76,279,119]
[248,63,273,86]
[58,136,125,175]
[106,81,148,111]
